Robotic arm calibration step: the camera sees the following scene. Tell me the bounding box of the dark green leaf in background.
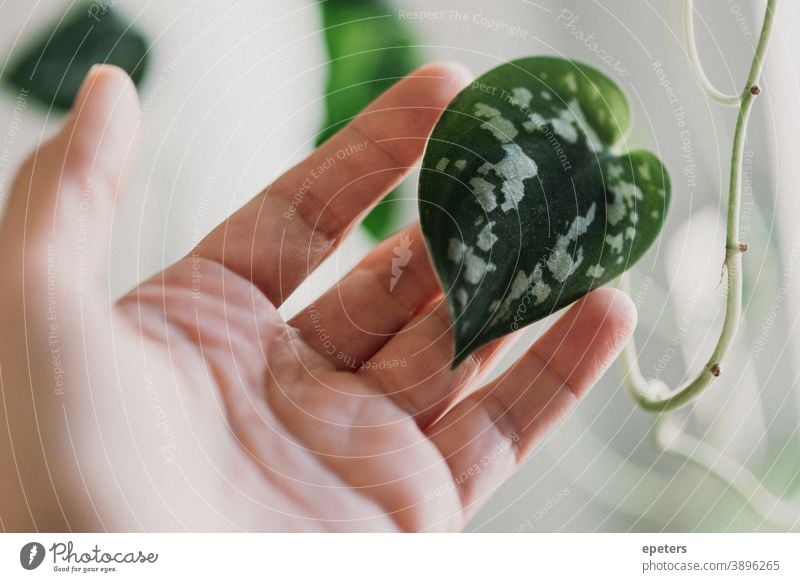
[5,4,149,111]
[419,57,670,365]
[319,0,420,240]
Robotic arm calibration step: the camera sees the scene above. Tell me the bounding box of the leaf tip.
[451,329,480,369]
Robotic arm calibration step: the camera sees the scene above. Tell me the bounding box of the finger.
[265,363,462,532]
[0,65,140,530]
[289,223,442,369]
[358,300,516,430]
[0,64,140,302]
[425,288,636,519]
[195,62,471,305]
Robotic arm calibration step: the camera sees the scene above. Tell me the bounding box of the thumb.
[0,66,140,530]
[1,64,140,299]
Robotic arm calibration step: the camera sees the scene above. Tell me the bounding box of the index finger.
[195,63,471,305]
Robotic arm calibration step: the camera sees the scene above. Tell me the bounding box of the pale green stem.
[623,0,777,412]
[683,0,742,106]
[654,415,800,529]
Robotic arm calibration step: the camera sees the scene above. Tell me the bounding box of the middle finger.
[289,223,442,369]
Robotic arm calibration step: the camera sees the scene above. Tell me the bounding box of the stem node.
[622,0,777,412]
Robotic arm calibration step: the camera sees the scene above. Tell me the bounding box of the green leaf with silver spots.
[418,57,670,366]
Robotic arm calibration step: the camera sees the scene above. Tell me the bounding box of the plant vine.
[622,0,778,412]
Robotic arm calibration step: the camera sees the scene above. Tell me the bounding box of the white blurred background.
[1,0,799,531]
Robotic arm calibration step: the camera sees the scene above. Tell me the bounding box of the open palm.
[0,65,634,532]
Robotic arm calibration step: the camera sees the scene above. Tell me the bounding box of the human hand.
[0,64,635,531]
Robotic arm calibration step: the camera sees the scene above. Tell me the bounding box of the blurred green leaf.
[318,0,420,240]
[6,4,149,111]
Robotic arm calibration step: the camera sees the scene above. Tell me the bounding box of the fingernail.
[63,64,141,191]
[441,61,474,85]
[73,64,102,111]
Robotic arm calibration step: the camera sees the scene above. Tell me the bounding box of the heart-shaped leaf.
[419,57,670,366]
